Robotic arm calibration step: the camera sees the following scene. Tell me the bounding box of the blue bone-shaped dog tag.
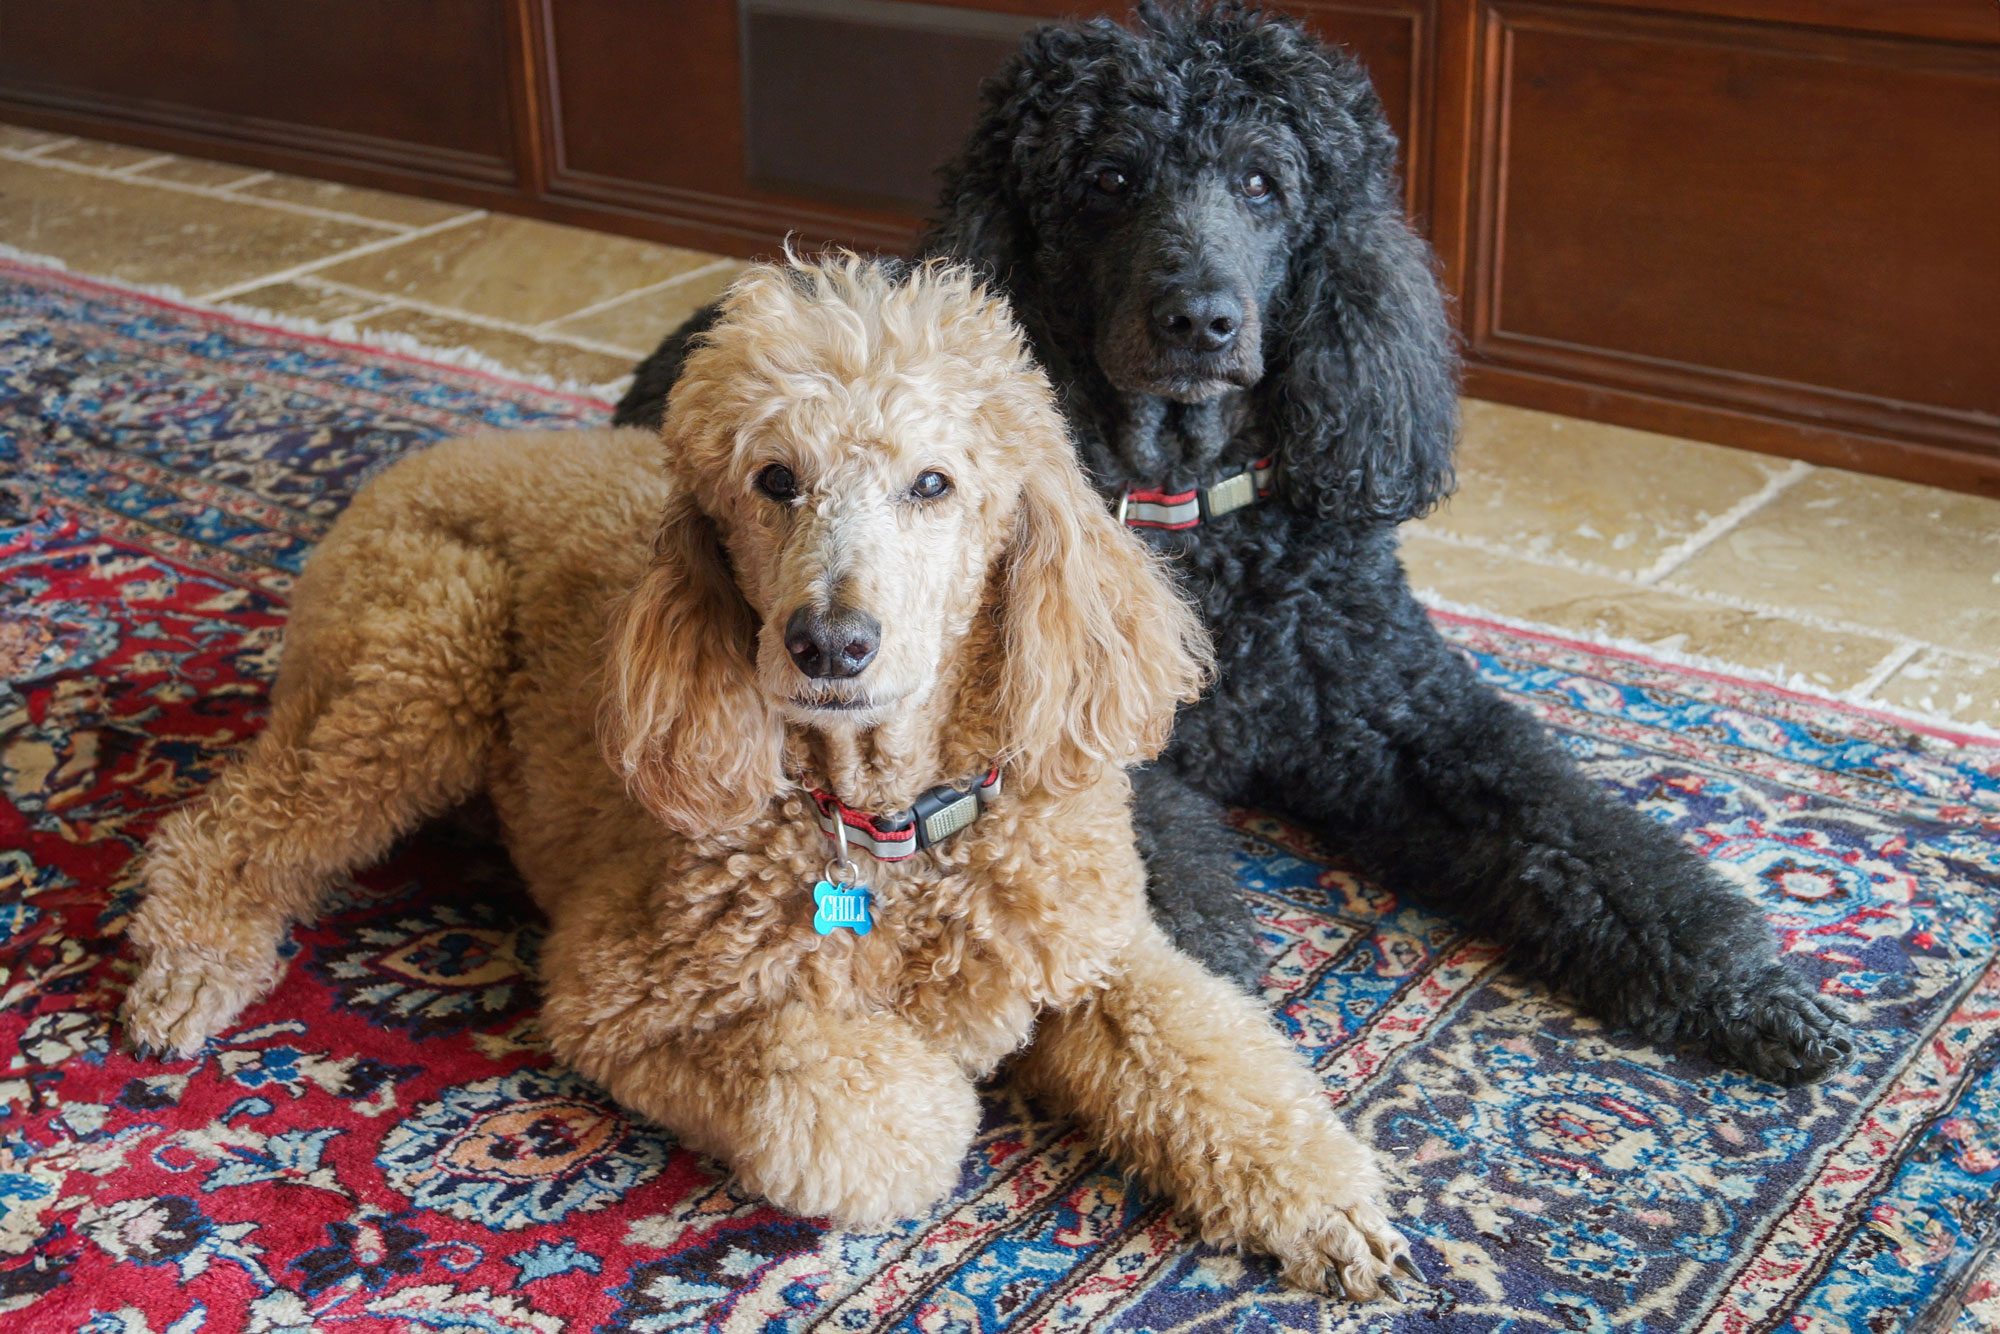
[812,880,873,936]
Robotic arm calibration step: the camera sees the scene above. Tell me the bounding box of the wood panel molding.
[0,81,519,186]
[528,0,922,254]
[1531,0,1999,44]
[0,0,524,187]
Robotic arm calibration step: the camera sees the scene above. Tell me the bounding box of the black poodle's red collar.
[810,768,1002,862]
[1117,456,1275,530]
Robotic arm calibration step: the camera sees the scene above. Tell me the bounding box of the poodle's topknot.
[666,249,1039,445]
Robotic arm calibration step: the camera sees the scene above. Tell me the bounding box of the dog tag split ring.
[812,811,873,935]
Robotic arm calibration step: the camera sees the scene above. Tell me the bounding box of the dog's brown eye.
[755,463,798,502]
[909,470,952,502]
[1093,168,1129,196]
[1242,171,1272,200]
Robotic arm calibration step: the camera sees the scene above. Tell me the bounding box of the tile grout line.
[1846,641,1924,703]
[528,255,741,333]
[5,148,410,232]
[1417,583,2000,736]
[197,211,488,302]
[111,153,177,177]
[0,147,417,233]
[1403,525,2000,667]
[1634,459,1812,587]
[7,135,75,158]
[1409,526,1656,584]
[1630,580,2000,671]
[339,300,404,324]
[297,277,649,359]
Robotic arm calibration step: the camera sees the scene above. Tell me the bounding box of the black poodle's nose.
[784,605,881,680]
[1153,290,1242,354]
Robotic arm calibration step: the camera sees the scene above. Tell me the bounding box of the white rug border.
[0,242,624,404]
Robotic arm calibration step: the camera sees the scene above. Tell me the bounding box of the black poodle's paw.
[1698,970,1857,1086]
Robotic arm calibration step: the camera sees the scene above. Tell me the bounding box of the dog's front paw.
[729,1023,981,1229]
[1261,1192,1416,1301]
[1194,1116,1416,1300]
[1700,968,1856,1086]
[122,946,279,1059]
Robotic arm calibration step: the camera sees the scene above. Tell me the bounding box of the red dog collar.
[1117,456,1275,530]
[810,768,1002,862]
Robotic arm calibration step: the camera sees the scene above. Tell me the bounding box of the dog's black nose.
[1153,290,1241,354]
[784,605,881,680]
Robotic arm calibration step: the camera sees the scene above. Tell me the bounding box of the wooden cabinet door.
[0,0,1992,491]
[1449,0,2000,489]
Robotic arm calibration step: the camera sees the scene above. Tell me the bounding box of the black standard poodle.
[614,2,1855,1085]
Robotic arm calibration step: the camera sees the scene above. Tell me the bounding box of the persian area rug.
[3,257,1997,1334]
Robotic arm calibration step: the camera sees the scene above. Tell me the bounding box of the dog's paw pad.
[1275,1197,1415,1301]
[122,953,273,1060]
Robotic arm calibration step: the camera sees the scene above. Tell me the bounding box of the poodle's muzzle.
[778,586,896,716]
[1096,178,1267,404]
[759,485,936,722]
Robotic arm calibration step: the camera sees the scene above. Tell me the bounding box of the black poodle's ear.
[924,119,1024,285]
[1261,50,1461,525]
[921,23,1088,288]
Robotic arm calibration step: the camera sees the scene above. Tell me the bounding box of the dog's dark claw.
[1393,1253,1423,1282]
[1381,1277,1405,1303]
[1325,1269,1348,1300]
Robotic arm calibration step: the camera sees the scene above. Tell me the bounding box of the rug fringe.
[0,242,625,405]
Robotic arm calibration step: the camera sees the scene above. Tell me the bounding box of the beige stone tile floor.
[4,126,1997,734]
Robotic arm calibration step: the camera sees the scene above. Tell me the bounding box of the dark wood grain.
[535,0,919,251]
[0,0,520,182]
[1539,0,1999,43]
[0,0,1993,493]
[741,2,1037,213]
[1463,1,1999,475]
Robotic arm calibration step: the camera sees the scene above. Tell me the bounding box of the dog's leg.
[123,533,511,1058]
[550,990,979,1229]
[1133,768,1262,986]
[1291,629,1855,1085]
[1016,921,1410,1299]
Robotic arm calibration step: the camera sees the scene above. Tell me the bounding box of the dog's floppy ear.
[994,405,1212,796]
[1258,32,1459,524]
[599,493,783,837]
[921,21,1090,288]
[923,107,1024,286]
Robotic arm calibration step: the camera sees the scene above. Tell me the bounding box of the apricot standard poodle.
[121,256,1416,1299]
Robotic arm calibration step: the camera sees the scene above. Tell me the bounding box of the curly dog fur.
[124,256,1416,1298]
[615,4,1856,1084]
